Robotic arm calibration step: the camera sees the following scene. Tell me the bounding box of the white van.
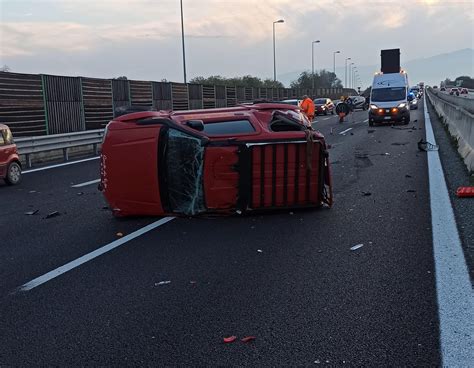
[369,71,410,126]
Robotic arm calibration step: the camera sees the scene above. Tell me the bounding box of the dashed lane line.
[17,217,175,292]
[71,179,100,188]
[23,157,100,174]
[339,128,353,135]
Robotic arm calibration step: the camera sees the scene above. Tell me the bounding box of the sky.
[0,0,473,88]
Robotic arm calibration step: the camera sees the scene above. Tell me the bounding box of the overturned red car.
[100,103,333,217]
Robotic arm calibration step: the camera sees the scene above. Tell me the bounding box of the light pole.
[353,67,358,90]
[312,40,320,92]
[345,57,351,88]
[180,0,187,83]
[349,63,354,88]
[273,19,284,82]
[333,51,340,75]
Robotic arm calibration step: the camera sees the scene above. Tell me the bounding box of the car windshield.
[371,87,406,102]
[314,99,326,104]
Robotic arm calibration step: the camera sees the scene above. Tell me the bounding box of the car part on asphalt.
[417,139,439,151]
[456,187,474,198]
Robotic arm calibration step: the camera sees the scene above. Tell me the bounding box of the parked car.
[433,85,438,89]
[440,87,446,92]
[279,99,301,106]
[460,88,469,95]
[348,95,368,110]
[313,98,335,115]
[0,124,22,185]
[449,88,460,96]
[100,104,333,217]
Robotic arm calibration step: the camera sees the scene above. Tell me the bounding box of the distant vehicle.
[433,86,438,89]
[313,98,335,115]
[369,71,410,126]
[449,88,460,96]
[348,95,367,110]
[280,99,301,106]
[0,124,22,185]
[460,88,469,94]
[100,103,333,217]
[440,87,446,92]
[409,97,419,110]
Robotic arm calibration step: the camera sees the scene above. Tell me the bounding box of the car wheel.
[5,161,21,185]
[324,110,328,115]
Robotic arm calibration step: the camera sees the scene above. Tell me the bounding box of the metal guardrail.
[15,129,104,167]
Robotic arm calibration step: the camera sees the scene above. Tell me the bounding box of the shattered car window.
[165,129,206,215]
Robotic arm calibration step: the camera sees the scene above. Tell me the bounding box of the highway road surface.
[1,100,472,366]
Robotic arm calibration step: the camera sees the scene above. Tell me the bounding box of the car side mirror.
[186,120,205,131]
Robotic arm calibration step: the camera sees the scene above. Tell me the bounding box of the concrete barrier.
[427,88,474,173]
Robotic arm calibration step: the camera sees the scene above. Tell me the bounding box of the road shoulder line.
[423,94,474,366]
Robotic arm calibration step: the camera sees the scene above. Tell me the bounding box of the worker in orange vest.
[299,95,315,122]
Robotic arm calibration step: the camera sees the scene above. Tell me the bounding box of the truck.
[369,49,410,126]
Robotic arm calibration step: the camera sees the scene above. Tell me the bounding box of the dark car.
[100,104,333,217]
[0,124,22,185]
[449,88,460,96]
[460,88,468,95]
[313,98,335,115]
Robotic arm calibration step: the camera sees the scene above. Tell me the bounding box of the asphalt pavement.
[0,104,470,366]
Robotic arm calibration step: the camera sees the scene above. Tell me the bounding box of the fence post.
[40,74,49,135]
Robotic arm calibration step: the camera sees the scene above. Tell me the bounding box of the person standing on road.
[299,95,315,122]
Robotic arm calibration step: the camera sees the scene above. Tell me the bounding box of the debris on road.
[350,243,364,251]
[361,191,372,196]
[44,211,60,219]
[417,139,439,151]
[190,281,197,284]
[407,189,417,193]
[28,190,37,193]
[241,336,256,343]
[24,210,39,216]
[456,187,474,198]
[155,281,171,286]
[257,249,263,253]
[76,192,84,196]
[223,336,237,343]
[116,232,124,237]
[405,174,412,178]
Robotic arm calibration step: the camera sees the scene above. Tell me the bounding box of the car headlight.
[398,103,407,108]
[412,100,417,104]
[370,104,378,110]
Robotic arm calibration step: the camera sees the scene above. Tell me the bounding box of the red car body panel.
[0,124,20,180]
[100,104,332,217]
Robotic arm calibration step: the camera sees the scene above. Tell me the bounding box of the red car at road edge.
[100,104,333,217]
[0,124,22,185]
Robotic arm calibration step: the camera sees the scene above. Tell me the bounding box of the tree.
[115,76,127,80]
[454,75,474,89]
[290,69,342,89]
[189,75,284,88]
[1,65,11,72]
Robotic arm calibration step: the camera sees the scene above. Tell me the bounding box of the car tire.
[324,110,328,115]
[5,161,21,185]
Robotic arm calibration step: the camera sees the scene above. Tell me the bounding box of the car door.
[0,129,8,177]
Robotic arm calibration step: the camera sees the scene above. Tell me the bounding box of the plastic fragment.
[28,190,37,193]
[456,187,474,198]
[417,139,439,151]
[350,243,364,251]
[77,192,84,196]
[236,210,242,215]
[155,281,171,286]
[190,281,197,284]
[24,210,39,215]
[241,336,256,343]
[405,174,412,178]
[407,189,416,193]
[361,191,372,196]
[257,249,263,253]
[223,336,237,343]
[44,211,60,219]
[116,232,124,237]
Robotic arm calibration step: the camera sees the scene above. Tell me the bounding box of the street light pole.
[345,57,351,88]
[273,19,284,82]
[312,40,320,92]
[180,0,187,83]
[333,51,340,75]
[350,63,354,89]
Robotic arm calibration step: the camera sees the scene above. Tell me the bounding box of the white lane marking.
[71,179,100,188]
[322,117,331,120]
[23,156,100,174]
[423,94,474,366]
[339,128,353,135]
[18,217,175,291]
